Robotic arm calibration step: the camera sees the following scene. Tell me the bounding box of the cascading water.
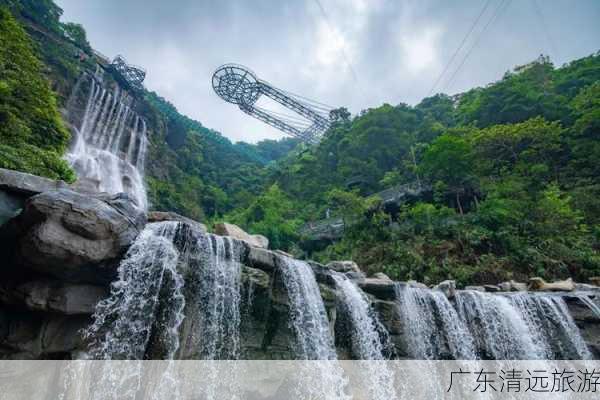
[454,290,592,360]
[191,234,244,360]
[278,257,350,400]
[278,257,336,360]
[66,69,148,209]
[396,285,477,359]
[395,286,593,360]
[333,274,387,360]
[85,222,184,360]
[333,274,397,400]
[85,224,246,361]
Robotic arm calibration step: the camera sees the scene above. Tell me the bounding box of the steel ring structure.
[111,55,146,91]
[212,63,333,144]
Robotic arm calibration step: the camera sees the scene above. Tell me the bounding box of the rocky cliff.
[0,168,599,360]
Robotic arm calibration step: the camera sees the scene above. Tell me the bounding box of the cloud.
[399,27,442,75]
[56,0,600,143]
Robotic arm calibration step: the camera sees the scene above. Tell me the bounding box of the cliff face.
[1,168,599,360]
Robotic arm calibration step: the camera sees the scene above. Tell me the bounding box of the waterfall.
[333,274,397,400]
[394,285,593,360]
[395,285,477,359]
[278,258,350,400]
[454,290,592,360]
[332,274,387,360]
[85,222,184,360]
[85,223,246,361]
[191,234,244,360]
[278,257,336,360]
[507,293,592,359]
[66,71,149,209]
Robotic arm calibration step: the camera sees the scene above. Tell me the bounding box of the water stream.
[66,70,148,208]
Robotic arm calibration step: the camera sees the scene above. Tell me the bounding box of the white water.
[278,258,350,400]
[85,222,184,360]
[333,274,397,400]
[508,293,592,359]
[66,71,148,209]
[455,290,592,359]
[395,286,593,360]
[192,234,244,360]
[278,257,336,360]
[333,274,387,360]
[396,285,477,359]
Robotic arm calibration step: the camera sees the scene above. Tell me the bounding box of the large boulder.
[214,222,269,249]
[147,211,207,233]
[0,168,71,227]
[247,247,279,271]
[359,277,396,300]
[434,280,456,299]
[0,190,22,226]
[0,168,69,196]
[326,260,362,275]
[0,280,107,315]
[529,277,576,292]
[406,280,428,289]
[5,189,145,283]
[0,312,89,358]
[464,285,486,292]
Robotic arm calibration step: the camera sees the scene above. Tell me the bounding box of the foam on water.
[66,71,148,209]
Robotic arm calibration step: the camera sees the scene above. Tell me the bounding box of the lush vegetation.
[0,7,74,181]
[144,92,300,222]
[0,1,298,218]
[2,0,598,286]
[231,54,600,286]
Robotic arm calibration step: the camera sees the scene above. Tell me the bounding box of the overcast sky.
[55,0,599,143]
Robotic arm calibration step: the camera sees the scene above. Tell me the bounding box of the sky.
[55,0,600,144]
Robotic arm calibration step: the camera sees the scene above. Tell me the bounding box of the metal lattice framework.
[212,64,333,144]
[111,55,146,91]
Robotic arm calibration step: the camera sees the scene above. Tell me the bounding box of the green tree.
[0,7,73,181]
[227,184,301,251]
[420,133,475,214]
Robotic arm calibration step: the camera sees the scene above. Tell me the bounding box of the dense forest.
[1,0,599,286]
[229,53,600,285]
[0,0,299,222]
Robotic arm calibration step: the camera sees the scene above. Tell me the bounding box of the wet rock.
[434,280,456,299]
[464,286,486,292]
[529,277,576,292]
[0,281,107,315]
[575,283,600,293]
[326,261,362,275]
[247,247,278,271]
[319,283,337,306]
[0,312,89,358]
[147,211,206,233]
[590,277,600,287]
[359,278,396,300]
[510,280,528,291]
[484,285,501,293]
[498,280,528,292]
[7,189,145,284]
[0,168,69,197]
[407,280,428,289]
[0,191,22,227]
[214,222,269,249]
[372,272,392,281]
[242,266,271,291]
[308,260,334,285]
